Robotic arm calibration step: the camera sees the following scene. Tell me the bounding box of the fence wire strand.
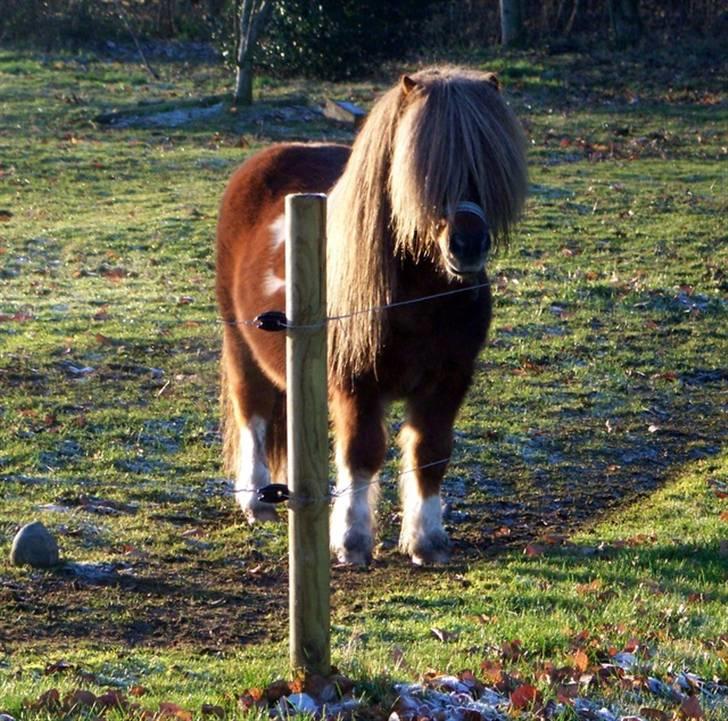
[2,280,490,331]
[232,456,453,505]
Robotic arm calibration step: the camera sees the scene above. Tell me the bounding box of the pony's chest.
[376,295,491,395]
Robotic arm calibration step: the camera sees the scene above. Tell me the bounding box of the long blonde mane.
[327,66,528,380]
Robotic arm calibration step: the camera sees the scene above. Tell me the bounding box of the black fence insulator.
[255,311,288,332]
[257,483,291,504]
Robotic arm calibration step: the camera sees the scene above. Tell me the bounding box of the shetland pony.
[216,66,527,565]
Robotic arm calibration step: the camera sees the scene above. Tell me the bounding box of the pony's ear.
[400,74,419,96]
[485,72,501,92]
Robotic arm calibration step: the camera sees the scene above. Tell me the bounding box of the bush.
[253,0,438,79]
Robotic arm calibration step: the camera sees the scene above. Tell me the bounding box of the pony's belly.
[243,325,287,389]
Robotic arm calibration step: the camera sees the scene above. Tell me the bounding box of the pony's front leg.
[399,395,461,565]
[330,389,387,565]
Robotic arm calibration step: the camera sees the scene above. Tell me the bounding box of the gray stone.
[10,521,60,567]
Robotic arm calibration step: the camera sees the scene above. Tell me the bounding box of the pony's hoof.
[331,531,372,567]
[244,502,280,524]
[334,548,372,566]
[405,531,451,566]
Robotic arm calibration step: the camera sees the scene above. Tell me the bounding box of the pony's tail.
[220,335,238,480]
[266,391,287,484]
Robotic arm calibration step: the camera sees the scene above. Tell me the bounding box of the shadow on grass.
[0,560,285,648]
[447,378,726,556]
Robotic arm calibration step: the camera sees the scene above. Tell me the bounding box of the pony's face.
[389,69,527,281]
[437,201,492,277]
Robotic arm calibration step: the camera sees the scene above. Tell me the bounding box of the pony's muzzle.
[444,201,491,275]
[446,230,492,275]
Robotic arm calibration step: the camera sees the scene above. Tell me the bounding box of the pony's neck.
[393,252,479,302]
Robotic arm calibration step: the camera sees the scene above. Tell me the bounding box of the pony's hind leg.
[399,390,465,565]
[330,387,387,565]
[221,325,280,523]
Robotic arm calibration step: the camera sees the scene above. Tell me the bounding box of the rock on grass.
[10,521,60,567]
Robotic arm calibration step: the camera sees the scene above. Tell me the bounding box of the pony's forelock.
[390,67,528,255]
[328,66,528,379]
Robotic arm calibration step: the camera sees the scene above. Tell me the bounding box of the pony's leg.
[221,324,279,523]
[399,390,465,564]
[330,388,387,565]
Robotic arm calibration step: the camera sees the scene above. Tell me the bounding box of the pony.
[216,66,527,565]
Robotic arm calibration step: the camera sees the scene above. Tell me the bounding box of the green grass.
[0,42,726,720]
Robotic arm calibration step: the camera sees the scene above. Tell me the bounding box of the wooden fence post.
[285,193,330,676]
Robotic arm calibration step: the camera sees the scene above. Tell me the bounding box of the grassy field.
[0,41,726,720]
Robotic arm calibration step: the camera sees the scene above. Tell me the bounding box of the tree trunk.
[499,0,525,46]
[157,0,177,38]
[608,0,642,47]
[235,60,254,106]
[234,0,273,105]
[564,0,581,36]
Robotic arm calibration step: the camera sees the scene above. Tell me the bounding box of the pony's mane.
[327,66,528,380]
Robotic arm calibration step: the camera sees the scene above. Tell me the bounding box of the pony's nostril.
[450,232,489,260]
[450,233,468,254]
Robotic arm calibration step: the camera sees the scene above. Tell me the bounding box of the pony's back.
[217,142,349,318]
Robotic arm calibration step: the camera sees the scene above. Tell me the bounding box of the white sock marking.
[330,447,377,560]
[399,462,445,558]
[235,415,270,510]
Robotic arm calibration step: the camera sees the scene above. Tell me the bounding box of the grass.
[0,41,726,720]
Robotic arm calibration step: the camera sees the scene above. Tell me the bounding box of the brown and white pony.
[216,66,527,565]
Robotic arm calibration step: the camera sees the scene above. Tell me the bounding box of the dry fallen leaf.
[524,543,546,557]
[238,690,265,711]
[679,696,704,719]
[27,689,61,711]
[509,683,541,710]
[480,660,504,685]
[575,579,603,595]
[556,682,579,701]
[97,690,127,709]
[254,679,285,703]
[501,639,523,661]
[573,649,590,673]
[473,613,496,624]
[157,701,193,721]
[639,708,669,721]
[0,312,32,322]
[288,677,304,694]
[200,704,225,718]
[64,689,97,710]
